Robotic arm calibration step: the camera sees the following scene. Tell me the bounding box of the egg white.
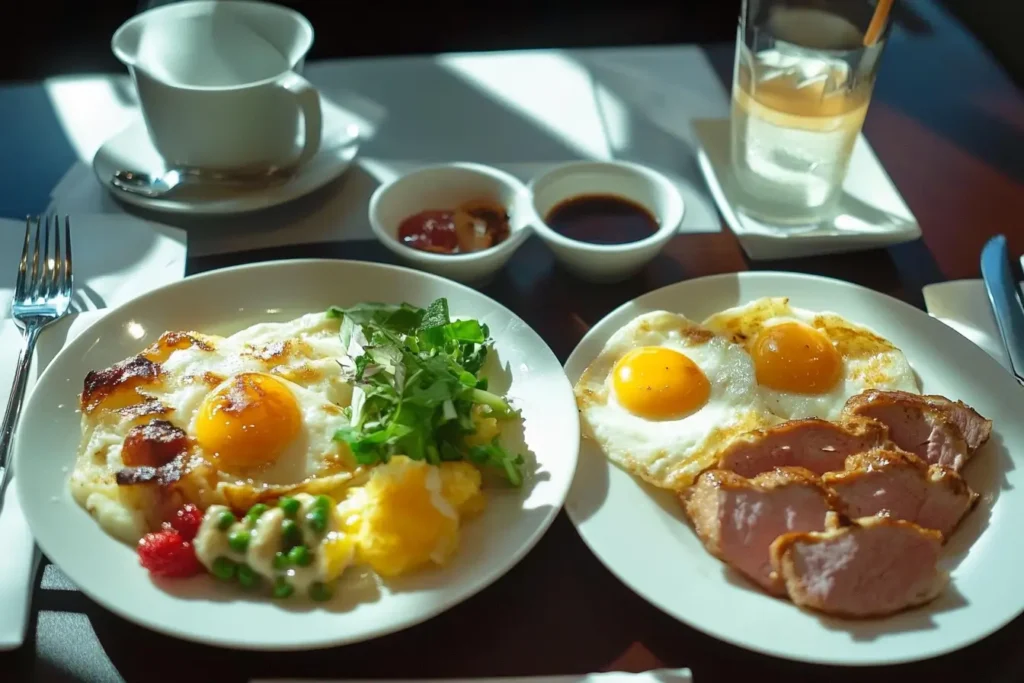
[162,312,352,406]
[575,311,776,491]
[703,298,919,420]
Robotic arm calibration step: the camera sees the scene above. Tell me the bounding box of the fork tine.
[39,215,50,300]
[15,218,31,301]
[63,215,73,296]
[29,217,41,301]
[47,215,60,299]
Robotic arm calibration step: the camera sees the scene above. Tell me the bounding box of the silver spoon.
[110,128,361,199]
[110,165,295,198]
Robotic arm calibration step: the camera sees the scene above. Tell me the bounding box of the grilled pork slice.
[823,448,978,538]
[922,394,992,452]
[771,516,946,618]
[684,467,834,595]
[715,417,889,477]
[843,390,990,471]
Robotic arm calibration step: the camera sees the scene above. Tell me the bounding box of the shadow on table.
[310,55,591,165]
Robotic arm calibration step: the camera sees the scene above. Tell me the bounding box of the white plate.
[15,260,579,650]
[564,272,1024,666]
[92,112,359,216]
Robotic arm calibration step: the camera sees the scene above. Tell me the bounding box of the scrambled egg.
[334,456,485,577]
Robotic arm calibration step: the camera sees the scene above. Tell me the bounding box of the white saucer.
[93,108,360,216]
[693,118,921,260]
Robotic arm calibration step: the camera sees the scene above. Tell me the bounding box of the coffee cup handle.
[278,71,322,167]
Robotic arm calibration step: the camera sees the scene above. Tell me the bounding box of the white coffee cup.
[112,0,321,171]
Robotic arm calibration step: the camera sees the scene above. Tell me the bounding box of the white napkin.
[0,310,107,650]
[0,213,184,650]
[253,670,694,683]
[922,280,1011,369]
[0,214,186,316]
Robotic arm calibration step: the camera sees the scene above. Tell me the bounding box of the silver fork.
[0,215,73,497]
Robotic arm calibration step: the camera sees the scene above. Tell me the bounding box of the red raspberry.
[137,530,202,578]
[163,503,204,541]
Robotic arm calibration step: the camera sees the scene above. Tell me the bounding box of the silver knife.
[980,234,1024,385]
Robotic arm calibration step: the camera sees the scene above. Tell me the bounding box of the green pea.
[215,510,236,531]
[272,576,294,599]
[237,564,259,589]
[313,495,332,511]
[272,551,290,571]
[228,529,250,553]
[308,581,333,602]
[212,556,236,581]
[281,518,302,548]
[245,503,268,527]
[279,496,300,517]
[288,544,311,567]
[306,507,327,533]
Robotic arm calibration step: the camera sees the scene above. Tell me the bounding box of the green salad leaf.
[328,298,524,485]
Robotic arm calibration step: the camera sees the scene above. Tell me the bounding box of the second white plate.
[564,271,1024,665]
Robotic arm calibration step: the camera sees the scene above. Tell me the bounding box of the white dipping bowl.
[369,162,532,284]
[529,161,685,282]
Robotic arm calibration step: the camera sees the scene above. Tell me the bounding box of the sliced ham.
[823,448,978,538]
[683,467,834,595]
[771,516,946,618]
[921,394,992,452]
[843,390,986,471]
[715,416,889,477]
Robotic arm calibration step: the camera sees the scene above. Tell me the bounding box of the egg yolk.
[753,322,842,394]
[194,373,301,470]
[612,347,710,419]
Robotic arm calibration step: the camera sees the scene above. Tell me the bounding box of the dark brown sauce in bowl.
[544,194,659,245]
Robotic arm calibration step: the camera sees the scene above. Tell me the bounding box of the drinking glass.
[730,0,893,226]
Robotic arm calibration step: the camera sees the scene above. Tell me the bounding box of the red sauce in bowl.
[398,210,459,253]
[398,200,510,255]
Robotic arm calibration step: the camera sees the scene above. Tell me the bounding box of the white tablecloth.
[44,46,729,257]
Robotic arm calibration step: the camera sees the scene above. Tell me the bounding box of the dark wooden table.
[2,1,1023,681]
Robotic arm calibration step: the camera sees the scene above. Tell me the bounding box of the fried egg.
[71,313,361,544]
[189,372,352,484]
[703,298,919,420]
[575,311,775,491]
